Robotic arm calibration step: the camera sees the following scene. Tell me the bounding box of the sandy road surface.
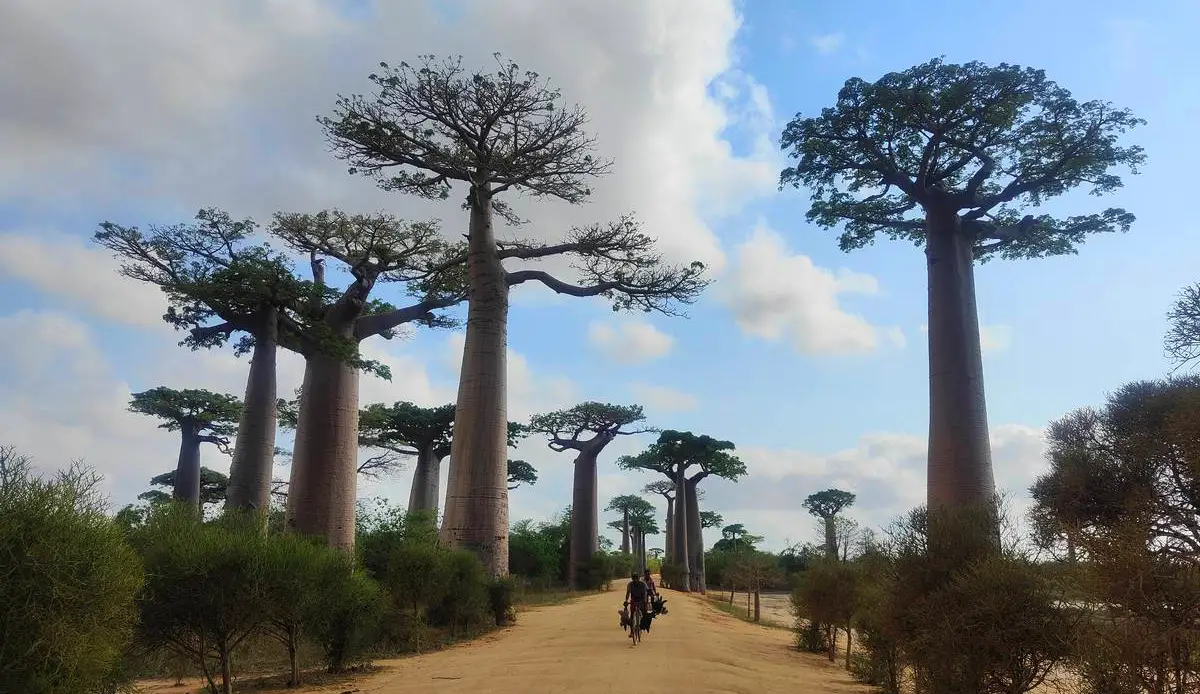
[307,590,871,694]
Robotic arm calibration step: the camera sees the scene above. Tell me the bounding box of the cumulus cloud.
[587,320,674,365]
[0,231,170,330]
[628,383,699,413]
[0,0,778,272]
[809,32,845,55]
[718,222,896,356]
[705,423,1048,550]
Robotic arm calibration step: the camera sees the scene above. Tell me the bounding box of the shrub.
[488,577,518,626]
[259,532,340,686]
[0,448,144,694]
[309,556,385,673]
[792,558,860,662]
[384,541,450,651]
[132,505,270,694]
[428,550,491,635]
[609,552,635,585]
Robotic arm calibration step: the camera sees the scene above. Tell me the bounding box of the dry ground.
[139,589,871,694]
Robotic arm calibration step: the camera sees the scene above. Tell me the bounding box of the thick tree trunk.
[225,310,278,516]
[441,191,511,576]
[672,469,690,591]
[174,423,202,509]
[621,509,630,554]
[925,210,995,510]
[285,350,360,551]
[685,479,705,593]
[824,515,838,560]
[407,445,441,515]
[664,497,674,562]
[568,451,599,589]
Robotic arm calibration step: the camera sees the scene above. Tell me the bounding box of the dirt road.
[319,590,870,694]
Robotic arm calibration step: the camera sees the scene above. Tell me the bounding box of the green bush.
[259,532,342,686]
[488,577,517,627]
[429,550,492,635]
[660,562,685,590]
[309,556,385,673]
[576,551,617,590]
[0,448,144,694]
[384,541,450,651]
[132,505,271,694]
[609,552,635,584]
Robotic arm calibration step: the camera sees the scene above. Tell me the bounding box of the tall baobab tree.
[321,55,709,574]
[620,430,744,592]
[529,402,652,588]
[128,387,242,510]
[628,507,659,574]
[644,480,675,562]
[803,489,857,560]
[779,58,1144,542]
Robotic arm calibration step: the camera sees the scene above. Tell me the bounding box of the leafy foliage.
[528,401,652,451]
[140,467,230,507]
[617,429,746,481]
[506,459,538,490]
[128,386,242,440]
[0,447,143,694]
[802,489,857,519]
[1165,282,1200,370]
[779,57,1145,261]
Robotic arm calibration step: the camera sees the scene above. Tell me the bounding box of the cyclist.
[643,569,659,610]
[623,572,650,627]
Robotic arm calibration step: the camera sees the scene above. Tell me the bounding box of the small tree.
[0,447,143,694]
[132,506,270,694]
[780,58,1144,539]
[323,55,709,574]
[529,402,653,588]
[803,489,857,560]
[128,387,241,509]
[137,467,231,511]
[606,494,654,557]
[793,557,861,663]
[259,533,341,687]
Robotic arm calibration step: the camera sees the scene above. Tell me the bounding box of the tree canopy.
[1164,283,1200,371]
[507,460,538,490]
[606,495,654,518]
[138,468,230,507]
[617,430,745,481]
[643,479,675,499]
[803,489,858,519]
[778,57,1145,260]
[321,54,711,315]
[528,402,653,452]
[700,511,724,529]
[128,387,242,445]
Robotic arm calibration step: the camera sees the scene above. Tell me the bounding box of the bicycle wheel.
[631,609,641,645]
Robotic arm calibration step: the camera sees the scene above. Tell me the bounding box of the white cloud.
[705,423,1048,551]
[0,0,778,273]
[587,320,674,365]
[0,231,170,330]
[918,323,1012,354]
[809,32,845,55]
[718,222,894,356]
[628,383,699,412]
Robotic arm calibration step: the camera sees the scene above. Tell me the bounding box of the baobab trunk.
[664,497,674,562]
[285,351,360,551]
[225,309,278,516]
[685,479,705,593]
[672,470,690,591]
[441,191,511,576]
[621,510,630,554]
[174,421,202,510]
[567,451,599,589]
[407,446,441,514]
[925,210,994,511]
[824,516,838,560]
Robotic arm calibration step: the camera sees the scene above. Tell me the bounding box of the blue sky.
[0,0,1194,550]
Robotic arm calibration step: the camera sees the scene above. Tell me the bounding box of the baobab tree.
[355,401,529,515]
[96,210,308,514]
[628,507,659,574]
[128,387,242,509]
[271,211,465,550]
[606,494,654,557]
[803,489,857,560]
[322,54,709,574]
[644,480,675,560]
[529,402,652,588]
[779,58,1144,537]
[620,430,744,592]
